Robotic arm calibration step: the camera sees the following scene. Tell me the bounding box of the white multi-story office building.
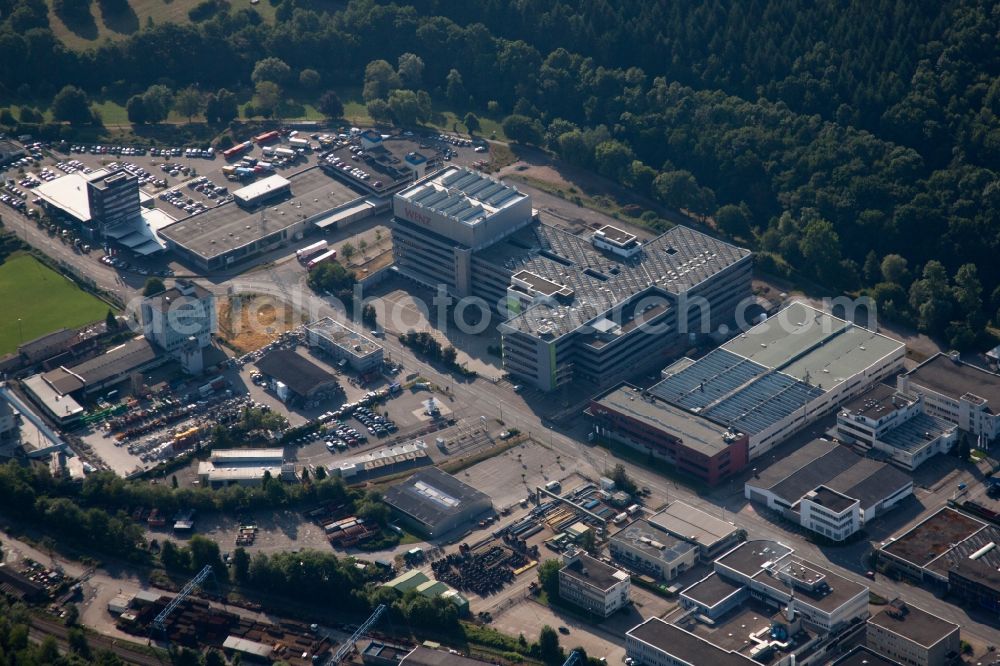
[558,549,631,617]
[897,352,1000,447]
[140,280,216,372]
[836,384,957,469]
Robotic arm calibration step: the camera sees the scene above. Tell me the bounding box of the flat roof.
[382,467,491,530]
[753,556,867,613]
[593,384,742,458]
[160,167,362,260]
[34,168,110,222]
[750,438,912,511]
[927,521,1000,579]
[681,572,744,608]
[627,618,754,666]
[868,602,958,648]
[906,352,1000,410]
[254,349,338,397]
[144,280,213,312]
[650,302,903,434]
[716,540,792,578]
[841,383,909,420]
[881,507,986,568]
[947,556,1000,591]
[560,552,628,590]
[649,501,740,548]
[879,411,956,452]
[830,646,903,666]
[22,374,84,418]
[807,486,857,513]
[210,448,284,461]
[198,461,289,482]
[495,222,751,339]
[398,167,527,225]
[306,317,382,359]
[401,646,494,666]
[232,174,290,203]
[222,635,273,658]
[612,519,698,564]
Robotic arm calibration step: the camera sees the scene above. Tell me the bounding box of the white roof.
[233,174,290,202]
[34,171,109,223]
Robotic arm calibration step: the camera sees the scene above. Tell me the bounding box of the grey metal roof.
[491,221,751,338]
[700,372,824,435]
[879,412,956,452]
[382,467,491,531]
[650,349,768,411]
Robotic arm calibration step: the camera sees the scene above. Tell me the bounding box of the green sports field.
[0,254,111,355]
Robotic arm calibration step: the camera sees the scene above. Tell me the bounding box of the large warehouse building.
[744,438,913,541]
[161,167,362,271]
[392,167,753,391]
[647,301,905,458]
[382,467,492,537]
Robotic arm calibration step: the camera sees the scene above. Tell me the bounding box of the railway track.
[28,614,167,666]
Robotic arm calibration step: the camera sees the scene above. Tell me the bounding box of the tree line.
[0,0,997,344]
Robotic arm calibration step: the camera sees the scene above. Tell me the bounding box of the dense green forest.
[0,0,998,346]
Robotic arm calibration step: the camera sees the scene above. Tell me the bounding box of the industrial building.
[400,646,494,666]
[744,438,913,541]
[392,166,753,392]
[305,317,384,374]
[609,519,698,581]
[557,549,631,617]
[161,167,362,270]
[877,506,1000,605]
[327,440,430,481]
[866,601,960,666]
[897,351,1000,447]
[381,467,492,537]
[254,349,340,403]
[140,280,217,374]
[646,501,744,560]
[835,385,958,470]
[588,383,748,485]
[649,301,905,458]
[197,448,295,488]
[682,540,870,632]
[34,166,167,252]
[232,174,291,208]
[627,618,756,666]
[832,647,904,666]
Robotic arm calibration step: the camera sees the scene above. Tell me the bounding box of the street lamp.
[17,318,22,344]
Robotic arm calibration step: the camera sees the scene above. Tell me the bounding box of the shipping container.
[254,130,280,144]
[274,147,296,158]
[297,240,329,262]
[289,137,310,150]
[222,141,252,160]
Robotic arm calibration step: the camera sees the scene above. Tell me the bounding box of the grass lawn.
[46,0,281,51]
[0,254,110,354]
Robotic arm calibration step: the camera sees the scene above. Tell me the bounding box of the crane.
[152,565,216,633]
[328,604,387,664]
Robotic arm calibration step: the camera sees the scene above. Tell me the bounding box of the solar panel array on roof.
[702,373,824,434]
[650,349,768,410]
